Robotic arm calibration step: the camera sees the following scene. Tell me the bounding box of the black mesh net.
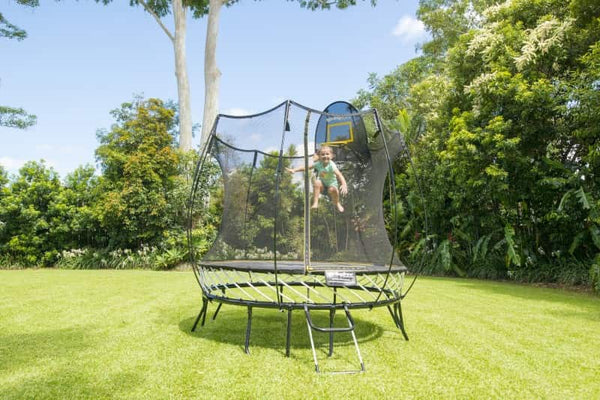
[198,101,404,272]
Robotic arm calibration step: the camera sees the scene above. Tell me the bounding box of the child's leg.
[328,186,344,212]
[312,180,323,208]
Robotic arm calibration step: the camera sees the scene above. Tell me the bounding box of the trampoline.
[188,100,421,373]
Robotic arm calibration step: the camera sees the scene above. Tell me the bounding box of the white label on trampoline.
[325,271,356,287]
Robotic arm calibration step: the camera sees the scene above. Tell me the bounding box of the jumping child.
[287,145,347,212]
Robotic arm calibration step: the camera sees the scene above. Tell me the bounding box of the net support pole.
[373,109,399,303]
[273,100,291,306]
[242,152,258,259]
[245,306,253,354]
[286,308,293,357]
[188,128,216,289]
[303,110,312,274]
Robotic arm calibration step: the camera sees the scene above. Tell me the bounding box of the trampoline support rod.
[328,309,335,357]
[212,288,226,321]
[212,302,223,321]
[395,302,409,341]
[329,288,337,357]
[286,308,293,357]
[387,302,409,341]
[245,306,253,354]
[191,297,209,332]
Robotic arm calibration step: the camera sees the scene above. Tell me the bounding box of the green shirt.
[314,161,339,187]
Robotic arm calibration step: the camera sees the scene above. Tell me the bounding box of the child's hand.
[340,183,348,195]
[286,167,295,174]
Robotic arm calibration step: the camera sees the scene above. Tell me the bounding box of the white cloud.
[223,107,253,116]
[35,144,84,155]
[392,16,427,44]
[249,133,262,142]
[0,157,73,178]
[0,157,27,171]
[294,141,315,157]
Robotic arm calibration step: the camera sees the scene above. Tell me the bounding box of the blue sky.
[1,0,425,177]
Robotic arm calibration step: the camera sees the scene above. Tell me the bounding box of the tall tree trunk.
[173,0,193,152]
[200,0,223,146]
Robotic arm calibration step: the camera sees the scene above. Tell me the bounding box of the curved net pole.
[373,109,399,303]
[303,110,312,274]
[273,101,291,306]
[399,136,429,298]
[187,118,218,289]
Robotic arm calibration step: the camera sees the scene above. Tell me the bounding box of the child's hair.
[317,145,334,156]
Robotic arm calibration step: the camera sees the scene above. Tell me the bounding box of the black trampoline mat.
[198,260,407,274]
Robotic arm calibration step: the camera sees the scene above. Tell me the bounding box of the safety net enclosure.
[188,100,414,373]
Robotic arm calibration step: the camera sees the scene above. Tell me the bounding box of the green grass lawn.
[0,270,598,399]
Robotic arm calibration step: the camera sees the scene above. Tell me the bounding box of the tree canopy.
[356,0,600,288]
[0,0,38,129]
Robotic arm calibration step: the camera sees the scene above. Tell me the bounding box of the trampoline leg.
[387,305,400,329]
[212,302,223,321]
[213,288,225,321]
[286,308,292,357]
[191,297,208,332]
[200,298,209,327]
[329,288,337,357]
[245,306,253,354]
[395,302,409,341]
[191,310,202,332]
[328,309,335,357]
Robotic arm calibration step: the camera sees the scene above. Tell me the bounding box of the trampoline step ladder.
[303,304,365,374]
[191,297,408,373]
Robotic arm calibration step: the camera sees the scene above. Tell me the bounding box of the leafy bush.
[57,245,183,271]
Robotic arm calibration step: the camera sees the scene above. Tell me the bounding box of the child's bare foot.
[336,203,344,213]
[311,203,319,209]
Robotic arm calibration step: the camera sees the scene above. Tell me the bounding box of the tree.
[356,0,600,287]
[96,0,208,152]
[0,12,27,40]
[97,1,379,148]
[0,0,38,129]
[198,0,379,146]
[416,0,497,58]
[95,97,181,248]
[0,166,6,185]
[199,0,222,146]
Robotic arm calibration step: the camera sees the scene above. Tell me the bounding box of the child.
[287,146,348,212]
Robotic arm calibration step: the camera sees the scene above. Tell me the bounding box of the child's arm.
[286,162,314,174]
[334,168,348,195]
[286,155,316,174]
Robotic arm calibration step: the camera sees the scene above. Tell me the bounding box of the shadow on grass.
[454,279,597,301]
[545,307,600,322]
[0,328,90,373]
[178,304,394,356]
[453,280,600,320]
[1,367,142,400]
[0,328,145,399]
